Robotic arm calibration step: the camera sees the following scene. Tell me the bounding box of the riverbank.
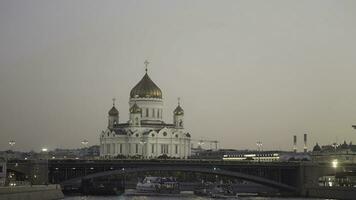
[0,184,64,200]
[304,186,356,200]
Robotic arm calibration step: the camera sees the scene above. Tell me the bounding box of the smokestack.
[293,135,297,153]
[304,133,307,153]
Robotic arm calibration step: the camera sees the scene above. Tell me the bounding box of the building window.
[157,109,160,118]
[106,144,110,154]
[136,144,139,154]
[152,108,155,117]
[120,144,123,153]
[128,144,131,153]
[152,144,155,153]
[161,144,168,154]
[175,145,178,154]
[146,108,149,117]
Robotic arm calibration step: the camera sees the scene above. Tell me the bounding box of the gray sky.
[1,0,356,152]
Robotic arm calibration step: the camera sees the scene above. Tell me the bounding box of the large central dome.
[130,73,162,99]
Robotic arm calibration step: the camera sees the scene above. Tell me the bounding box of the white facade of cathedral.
[99,65,191,159]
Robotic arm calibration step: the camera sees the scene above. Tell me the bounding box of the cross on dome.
[144,59,150,73]
[112,98,116,106]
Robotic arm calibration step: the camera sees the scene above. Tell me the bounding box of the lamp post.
[332,159,338,186]
[81,139,89,159]
[7,140,15,161]
[256,141,262,163]
[41,147,48,185]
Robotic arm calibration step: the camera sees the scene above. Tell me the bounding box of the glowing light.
[332,159,338,168]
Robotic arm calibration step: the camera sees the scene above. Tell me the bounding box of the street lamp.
[7,140,15,161]
[81,139,89,159]
[41,147,49,185]
[332,159,338,169]
[256,141,263,163]
[332,159,338,186]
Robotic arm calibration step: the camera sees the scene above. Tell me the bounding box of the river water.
[63,195,330,200]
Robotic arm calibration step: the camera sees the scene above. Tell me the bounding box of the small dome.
[313,143,321,152]
[108,106,119,116]
[130,73,162,99]
[174,105,184,115]
[130,103,142,114]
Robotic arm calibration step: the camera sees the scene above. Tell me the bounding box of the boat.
[136,176,180,194]
[194,183,238,199]
[81,177,125,195]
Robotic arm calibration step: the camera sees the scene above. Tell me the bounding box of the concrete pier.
[0,185,64,200]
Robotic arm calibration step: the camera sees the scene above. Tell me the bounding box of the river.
[63,195,330,200]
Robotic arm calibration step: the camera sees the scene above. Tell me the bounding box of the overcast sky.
[1,0,356,152]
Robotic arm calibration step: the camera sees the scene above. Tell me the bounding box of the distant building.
[0,158,6,186]
[311,141,356,163]
[99,62,191,159]
[49,145,100,159]
[190,149,310,162]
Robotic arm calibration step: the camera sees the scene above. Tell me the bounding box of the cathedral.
[99,61,191,159]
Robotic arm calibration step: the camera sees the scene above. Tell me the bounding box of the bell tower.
[108,98,119,129]
[173,98,184,128]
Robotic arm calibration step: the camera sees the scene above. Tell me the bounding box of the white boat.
[136,177,180,194]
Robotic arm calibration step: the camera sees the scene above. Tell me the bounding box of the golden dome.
[174,105,184,115]
[130,73,162,99]
[108,106,119,116]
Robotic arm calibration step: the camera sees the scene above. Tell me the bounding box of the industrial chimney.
[293,135,297,153]
[304,133,307,153]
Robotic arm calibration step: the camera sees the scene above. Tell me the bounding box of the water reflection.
[64,195,328,200]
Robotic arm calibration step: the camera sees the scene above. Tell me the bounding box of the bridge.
[7,159,343,195]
